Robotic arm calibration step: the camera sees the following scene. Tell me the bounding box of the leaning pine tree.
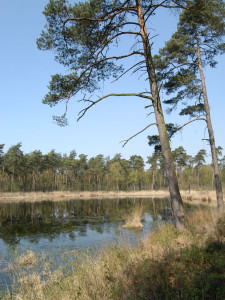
[154,0,225,210]
[37,0,185,229]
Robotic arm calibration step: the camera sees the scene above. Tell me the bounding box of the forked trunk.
[136,0,185,229]
[196,34,224,211]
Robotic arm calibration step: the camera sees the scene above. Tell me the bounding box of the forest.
[0,143,224,193]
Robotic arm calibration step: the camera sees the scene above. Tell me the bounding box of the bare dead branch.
[176,117,207,131]
[77,93,153,121]
[111,60,145,83]
[121,122,157,147]
[102,51,145,62]
[144,0,167,18]
[147,111,154,117]
[145,104,153,109]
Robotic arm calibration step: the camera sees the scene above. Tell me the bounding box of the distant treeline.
[0,143,224,192]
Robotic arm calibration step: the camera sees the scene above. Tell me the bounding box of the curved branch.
[111,60,145,83]
[78,93,153,121]
[121,123,157,147]
[101,51,145,62]
[144,0,167,18]
[117,21,140,27]
[176,117,207,131]
[63,4,136,25]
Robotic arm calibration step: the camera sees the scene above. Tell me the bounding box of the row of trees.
[0,143,225,193]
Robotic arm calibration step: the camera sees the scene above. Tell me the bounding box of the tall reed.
[122,204,145,229]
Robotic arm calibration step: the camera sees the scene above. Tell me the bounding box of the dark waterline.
[0,197,191,291]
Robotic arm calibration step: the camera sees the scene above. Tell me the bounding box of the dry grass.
[0,189,220,204]
[0,190,171,203]
[16,251,38,269]
[181,190,217,206]
[3,207,225,300]
[122,204,145,229]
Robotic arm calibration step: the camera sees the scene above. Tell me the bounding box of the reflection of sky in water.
[0,198,177,291]
[1,214,172,253]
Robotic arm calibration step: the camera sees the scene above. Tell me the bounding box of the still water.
[0,197,177,290]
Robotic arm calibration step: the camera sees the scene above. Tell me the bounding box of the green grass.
[2,208,225,300]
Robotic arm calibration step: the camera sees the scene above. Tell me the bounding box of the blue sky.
[1,0,225,165]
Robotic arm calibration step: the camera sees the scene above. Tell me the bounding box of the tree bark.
[11,168,14,193]
[197,167,200,190]
[152,169,155,190]
[136,0,185,229]
[196,34,224,211]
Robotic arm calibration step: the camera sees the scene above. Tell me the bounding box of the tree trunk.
[196,34,224,211]
[152,169,155,190]
[197,167,200,190]
[212,170,214,188]
[136,0,185,229]
[11,173,14,193]
[10,167,15,193]
[32,171,36,191]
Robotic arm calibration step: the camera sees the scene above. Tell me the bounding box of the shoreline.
[0,189,218,205]
[4,208,224,299]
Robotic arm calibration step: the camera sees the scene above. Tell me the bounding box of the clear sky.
[1,0,225,165]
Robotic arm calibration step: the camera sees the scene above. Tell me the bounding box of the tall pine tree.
[37,0,186,229]
[155,0,225,210]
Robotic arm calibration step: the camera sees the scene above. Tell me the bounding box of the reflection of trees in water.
[0,198,173,245]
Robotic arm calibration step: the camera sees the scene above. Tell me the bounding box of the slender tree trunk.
[196,34,224,211]
[152,169,155,190]
[212,170,214,188]
[11,171,14,193]
[36,170,39,191]
[136,0,185,229]
[32,171,36,191]
[198,167,200,190]
[134,170,137,191]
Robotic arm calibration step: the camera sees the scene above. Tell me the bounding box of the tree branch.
[77,93,153,121]
[121,123,157,147]
[176,117,207,131]
[63,3,137,25]
[111,60,145,83]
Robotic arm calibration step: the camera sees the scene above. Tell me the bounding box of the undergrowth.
[2,208,225,300]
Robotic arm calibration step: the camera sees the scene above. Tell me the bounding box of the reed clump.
[16,251,38,269]
[122,204,145,229]
[3,208,225,300]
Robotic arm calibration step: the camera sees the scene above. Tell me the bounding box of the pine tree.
[37,0,186,229]
[154,0,225,210]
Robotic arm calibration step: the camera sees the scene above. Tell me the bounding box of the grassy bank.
[0,189,219,205]
[3,208,225,300]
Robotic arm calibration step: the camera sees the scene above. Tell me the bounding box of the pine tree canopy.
[37,0,155,125]
[154,0,225,117]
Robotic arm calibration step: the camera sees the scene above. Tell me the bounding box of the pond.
[0,197,180,291]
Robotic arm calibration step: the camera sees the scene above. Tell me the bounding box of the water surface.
[0,197,177,290]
